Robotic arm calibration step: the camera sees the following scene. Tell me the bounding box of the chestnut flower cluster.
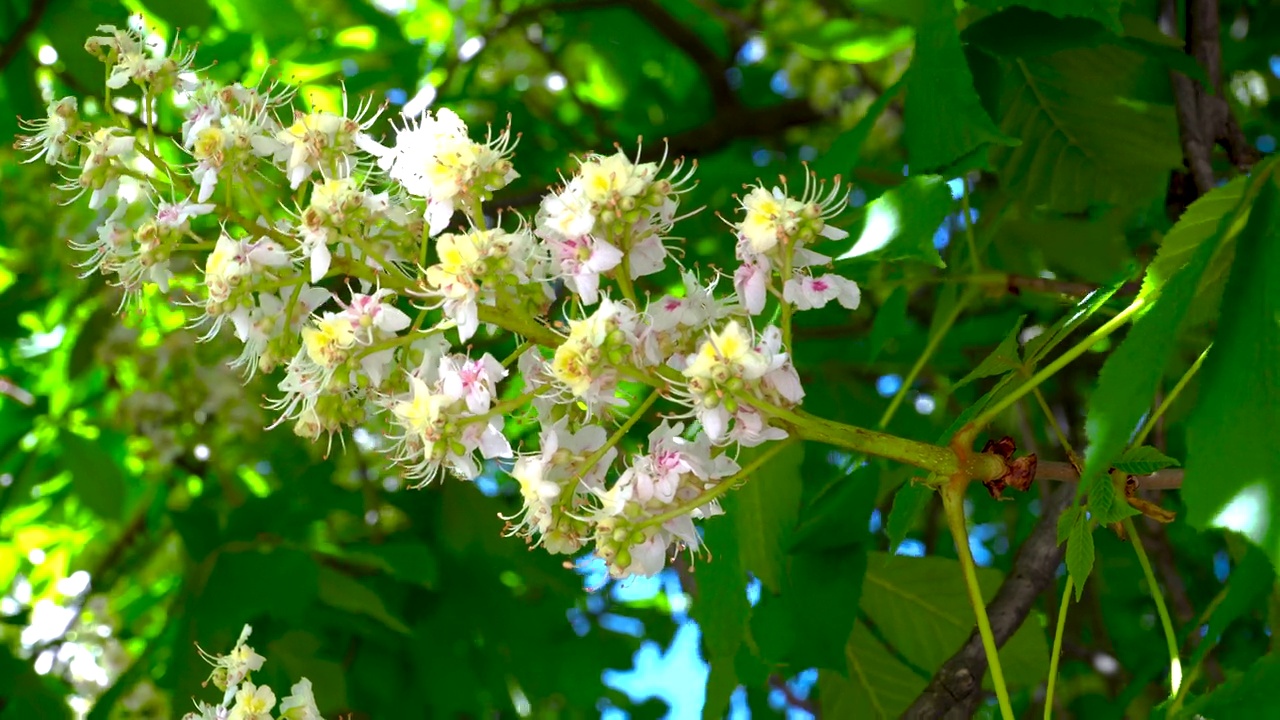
[21,21,865,581]
[186,625,324,720]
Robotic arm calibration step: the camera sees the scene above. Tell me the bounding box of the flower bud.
[613,548,632,570]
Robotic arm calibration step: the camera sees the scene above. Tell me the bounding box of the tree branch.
[1168,0,1257,199]
[0,0,49,72]
[904,483,1075,719]
[1035,460,1183,490]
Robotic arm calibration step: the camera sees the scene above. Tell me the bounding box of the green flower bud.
[614,548,632,570]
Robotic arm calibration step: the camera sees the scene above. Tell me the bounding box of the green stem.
[962,180,981,273]
[1044,576,1073,720]
[878,286,976,428]
[1032,387,1081,468]
[967,296,1147,432]
[780,249,794,351]
[640,437,795,530]
[468,195,487,231]
[501,340,535,367]
[477,303,561,348]
[145,92,157,155]
[418,204,432,268]
[942,483,1015,720]
[1131,344,1210,448]
[616,259,639,306]
[1170,582,1229,712]
[574,390,660,484]
[468,390,539,425]
[1124,516,1182,697]
[741,394,1005,482]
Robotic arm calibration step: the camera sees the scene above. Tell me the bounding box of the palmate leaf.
[1143,175,1251,327]
[858,553,1049,689]
[1113,446,1181,475]
[1065,506,1094,601]
[991,43,1182,212]
[1076,167,1258,530]
[820,553,1050,716]
[904,0,1016,172]
[818,622,929,718]
[966,0,1124,33]
[1184,175,1280,566]
[955,315,1026,387]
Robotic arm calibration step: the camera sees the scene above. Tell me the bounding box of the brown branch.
[1168,0,1257,199]
[768,674,818,715]
[0,0,49,72]
[1035,460,1183,490]
[903,484,1075,719]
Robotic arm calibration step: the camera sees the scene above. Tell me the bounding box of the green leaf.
[1180,654,1280,719]
[139,0,213,30]
[317,567,412,635]
[859,553,1050,687]
[867,286,910,362]
[0,644,72,720]
[731,442,804,593]
[1183,544,1274,677]
[1087,471,1137,525]
[1144,177,1247,295]
[786,18,914,63]
[1066,509,1094,600]
[1184,175,1280,564]
[1113,446,1181,475]
[818,622,929,718]
[703,661,740,720]
[815,77,906,181]
[966,0,1124,33]
[268,630,351,711]
[1057,505,1082,545]
[752,547,869,671]
[1143,176,1250,327]
[904,0,1017,172]
[836,176,952,268]
[992,44,1183,212]
[1079,175,1242,515]
[886,481,934,551]
[693,496,750,717]
[962,8,1111,59]
[60,431,125,520]
[956,315,1027,387]
[198,549,319,627]
[1022,268,1133,365]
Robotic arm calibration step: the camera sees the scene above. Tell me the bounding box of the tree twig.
[1035,460,1183,490]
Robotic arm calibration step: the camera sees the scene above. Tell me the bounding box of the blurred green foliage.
[3,0,1280,718]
